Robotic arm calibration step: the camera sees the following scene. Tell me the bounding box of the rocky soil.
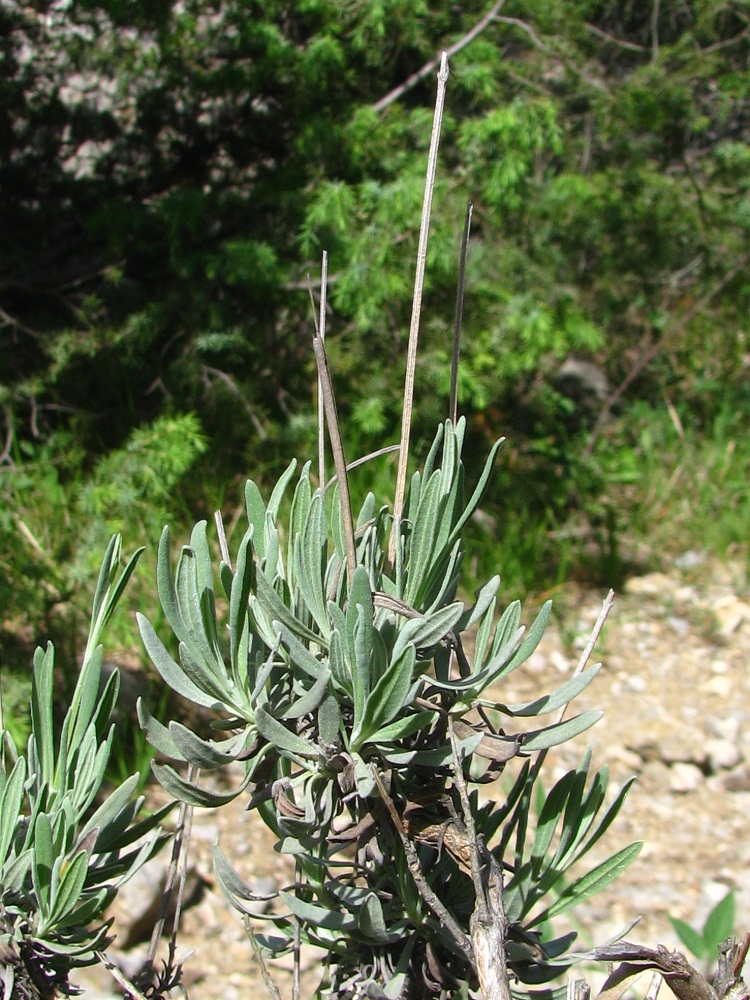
[76,553,750,1000]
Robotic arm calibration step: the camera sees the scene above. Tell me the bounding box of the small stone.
[709,714,742,742]
[667,615,690,635]
[712,597,750,635]
[624,573,676,596]
[711,659,730,674]
[705,738,742,772]
[702,675,733,697]
[722,767,750,792]
[669,762,704,793]
[674,550,704,571]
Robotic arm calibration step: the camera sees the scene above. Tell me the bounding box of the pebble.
[712,597,750,636]
[624,572,677,597]
[705,738,742,772]
[669,762,704,793]
[674,550,704,571]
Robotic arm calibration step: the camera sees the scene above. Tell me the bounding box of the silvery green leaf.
[353,644,415,750]
[276,623,325,679]
[317,693,341,746]
[533,842,643,924]
[457,576,501,632]
[369,710,435,744]
[54,885,114,931]
[168,721,249,768]
[358,892,391,942]
[178,641,233,707]
[279,891,359,932]
[404,471,442,605]
[499,600,553,678]
[421,422,443,484]
[295,490,329,637]
[138,614,219,709]
[255,706,318,759]
[289,463,312,548]
[492,600,522,655]
[137,698,185,760]
[383,730,483,766]
[391,602,463,663]
[156,527,191,647]
[267,458,298,523]
[152,762,252,806]
[245,479,268,562]
[214,843,276,915]
[79,773,139,841]
[569,774,638,866]
[225,524,253,669]
[44,850,88,931]
[31,642,55,786]
[2,848,33,893]
[254,569,321,646]
[282,667,331,721]
[328,628,350,695]
[356,490,376,530]
[353,754,376,797]
[501,665,601,717]
[32,811,54,915]
[522,711,604,751]
[351,607,372,732]
[0,755,25,865]
[446,437,504,548]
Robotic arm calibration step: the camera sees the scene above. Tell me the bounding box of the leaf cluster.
[0,538,173,997]
[138,419,640,998]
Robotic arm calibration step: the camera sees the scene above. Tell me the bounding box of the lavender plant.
[135,415,642,999]
[0,536,173,999]
[132,52,643,1000]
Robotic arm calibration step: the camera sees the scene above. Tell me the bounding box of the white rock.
[669,762,704,793]
[705,738,742,772]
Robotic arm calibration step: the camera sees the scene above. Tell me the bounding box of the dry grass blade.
[311,295,357,585]
[390,51,450,563]
[450,200,473,424]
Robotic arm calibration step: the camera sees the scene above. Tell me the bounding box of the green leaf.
[152,762,252,806]
[353,644,416,750]
[391,601,464,663]
[254,706,318,759]
[703,891,735,950]
[31,643,55,787]
[670,917,708,959]
[504,665,601,717]
[369,710,435,744]
[45,851,89,931]
[522,711,604,751]
[535,842,643,923]
[138,614,221,708]
[0,755,24,858]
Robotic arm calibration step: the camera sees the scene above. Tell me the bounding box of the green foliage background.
[2,0,749,674]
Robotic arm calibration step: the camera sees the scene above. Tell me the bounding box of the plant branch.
[373,2,506,113]
[370,764,474,965]
[390,52,449,565]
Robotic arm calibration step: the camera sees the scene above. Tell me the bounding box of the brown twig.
[370,764,474,965]
[449,719,513,1000]
[373,2,507,113]
[390,52,450,564]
